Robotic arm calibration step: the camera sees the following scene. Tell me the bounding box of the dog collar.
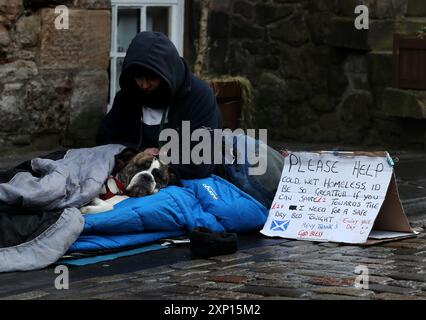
[100,176,127,200]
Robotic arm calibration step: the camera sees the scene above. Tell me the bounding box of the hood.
[119,32,190,106]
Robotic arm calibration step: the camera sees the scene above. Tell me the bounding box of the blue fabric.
[68,175,268,253]
[181,175,268,232]
[59,244,167,266]
[220,134,283,208]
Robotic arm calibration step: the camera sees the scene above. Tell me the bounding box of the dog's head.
[116,151,179,197]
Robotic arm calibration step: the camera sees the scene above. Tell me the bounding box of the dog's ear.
[112,148,139,176]
[111,159,126,176]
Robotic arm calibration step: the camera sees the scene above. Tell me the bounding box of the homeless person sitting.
[96,31,222,180]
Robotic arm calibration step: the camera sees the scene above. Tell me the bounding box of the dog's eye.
[152,168,168,188]
[152,168,162,179]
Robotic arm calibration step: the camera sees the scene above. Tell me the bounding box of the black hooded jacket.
[96,32,222,179]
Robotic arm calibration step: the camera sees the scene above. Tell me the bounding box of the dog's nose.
[125,171,157,197]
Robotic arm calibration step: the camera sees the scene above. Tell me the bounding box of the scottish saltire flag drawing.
[270,220,290,232]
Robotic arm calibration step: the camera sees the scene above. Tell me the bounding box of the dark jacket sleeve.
[169,86,222,180]
[96,90,140,149]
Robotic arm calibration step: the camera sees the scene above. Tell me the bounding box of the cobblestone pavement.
[1,145,426,301]
[2,215,426,301]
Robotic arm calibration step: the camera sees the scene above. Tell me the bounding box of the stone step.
[326,17,395,51]
[382,87,426,119]
[338,0,406,19]
[327,17,426,51]
[396,17,426,37]
[368,51,393,90]
[337,0,426,18]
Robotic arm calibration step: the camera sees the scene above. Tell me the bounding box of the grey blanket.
[0,144,125,210]
[0,144,125,272]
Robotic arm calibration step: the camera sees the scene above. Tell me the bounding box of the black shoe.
[189,227,238,259]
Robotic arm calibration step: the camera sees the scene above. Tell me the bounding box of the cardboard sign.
[260,151,416,244]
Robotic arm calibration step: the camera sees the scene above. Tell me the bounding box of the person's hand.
[143,148,160,157]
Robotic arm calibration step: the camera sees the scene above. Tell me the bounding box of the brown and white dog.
[80,148,178,214]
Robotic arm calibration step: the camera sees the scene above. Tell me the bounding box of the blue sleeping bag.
[69,175,268,252]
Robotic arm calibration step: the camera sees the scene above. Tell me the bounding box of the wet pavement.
[0,144,426,300]
[1,224,426,300]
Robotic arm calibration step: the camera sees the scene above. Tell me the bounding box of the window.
[109,0,185,110]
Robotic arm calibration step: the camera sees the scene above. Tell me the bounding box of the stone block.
[209,252,252,262]
[6,49,36,61]
[301,46,334,93]
[312,286,374,297]
[39,8,110,70]
[0,24,10,46]
[231,14,263,39]
[253,76,288,139]
[23,0,110,10]
[285,79,312,102]
[15,13,40,47]
[269,12,310,47]
[75,0,111,9]
[339,92,373,143]
[170,259,216,270]
[255,55,281,70]
[280,45,305,80]
[373,0,407,18]
[0,60,38,81]
[238,285,307,298]
[337,0,359,16]
[339,0,407,18]
[307,0,339,13]
[255,3,294,26]
[208,38,229,74]
[64,70,109,147]
[259,71,287,90]
[284,103,319,139]
[344,55,371,90]
[25,71,73,134]
[326,54,349,96]
[312,94,334,112]
[306,12,333,45]
[208,11,229,39]
[207,275,251,283]
[406,0,426,17]
[396,17,426,37]
[382,88,426,119]
[0,0,23,19]
[367,51,393,90]
[327,17,396,51]
[23,0,72,10]
[319,112,340,137]
[0,85,26,133]
[344,54,368,74]
[209,1,232,12]
[0,14,9,24]
[228,43,257,75]
[1,290,49,300]
[234,0,254,21]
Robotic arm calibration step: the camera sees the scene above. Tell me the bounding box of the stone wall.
[189,0,426,149]
[2,0,425,153]
[0,0,111,152]
[187,0,348,144]
[329,0,426,148]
